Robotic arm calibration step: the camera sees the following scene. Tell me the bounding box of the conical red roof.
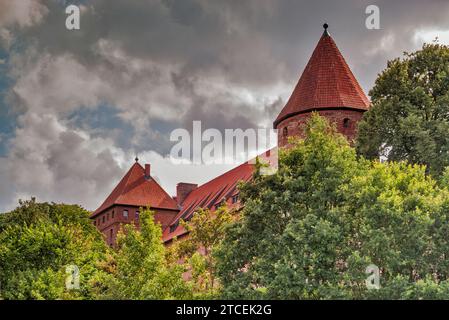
[274,28,370,127]
[92,162,179,216]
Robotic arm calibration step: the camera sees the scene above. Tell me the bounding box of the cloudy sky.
[0,0,448,212]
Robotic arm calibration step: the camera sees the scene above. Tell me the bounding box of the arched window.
[343,118,350,128]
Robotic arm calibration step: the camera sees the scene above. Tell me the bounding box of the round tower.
[274,24,370,148]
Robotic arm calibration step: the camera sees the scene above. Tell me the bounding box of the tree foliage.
[5,110,449,299]
[0,202,191,300]
[357,43,449,176]
[97,208,191,299]
[215,114,449,299]
[0,199,109,299]
[168,206,233,298]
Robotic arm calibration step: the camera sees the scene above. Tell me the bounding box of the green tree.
[215,114,362,299]
[169,206,233,298]
[0,199,109,300]
[344,161,447,299]
[98,208,191,299]
[215,114,449,299]
[357,43,449,176]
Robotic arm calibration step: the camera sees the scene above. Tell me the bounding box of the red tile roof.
[162,149,276,243]
[274,29,370,127]
[92,162,179,217]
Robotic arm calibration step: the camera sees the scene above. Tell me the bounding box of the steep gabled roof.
[162,162,253,242]
[92,162,179,217]
[274,26,370,127]
[162,149,276,243]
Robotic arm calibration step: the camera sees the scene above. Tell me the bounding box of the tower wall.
[276,109,365,148]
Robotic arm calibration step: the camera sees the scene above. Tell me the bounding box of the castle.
[90,25,370,246]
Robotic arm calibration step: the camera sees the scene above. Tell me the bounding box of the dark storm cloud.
[171,70,256,131]
[11,0,449,124]
[8,1,449,83]
[2,0,449,211]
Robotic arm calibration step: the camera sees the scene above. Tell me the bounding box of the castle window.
[232,194,239,204]
[343,118,350,128]
[135,211,140,222]
[110,228,113,241]
[123,210,129,219]
[283,127,288,137]
[102,215,105,223]
[112,210,115,219]
[107,213,110,220]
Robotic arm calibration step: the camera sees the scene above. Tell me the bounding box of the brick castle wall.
[276,109,365,148]
[93,205,179,246]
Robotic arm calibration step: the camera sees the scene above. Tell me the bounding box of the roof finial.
[135,155,139,162]
[323,23,329,36]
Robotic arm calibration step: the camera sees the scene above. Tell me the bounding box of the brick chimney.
[176,182,198,205]
[145,164,151,179]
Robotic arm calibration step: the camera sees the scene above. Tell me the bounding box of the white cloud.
[6,0,449,213]
[364,33,396,56]
[0,27,12,50]
[12,53,107,114]
[0,0,48,28]
[0,109,252,212]
[414,29,449,46]
[0,112,125,212]
[9,42,188,122]
[137,150,237,197]
[0,38,277,211]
